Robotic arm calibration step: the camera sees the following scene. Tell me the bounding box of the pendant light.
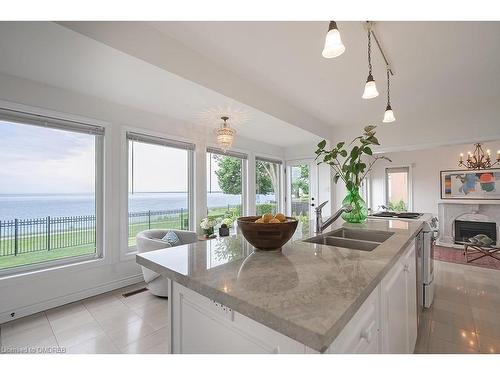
[362,27,379,99]
[216,116,236,152]
[383,67,396,123]
[322,21,345,58]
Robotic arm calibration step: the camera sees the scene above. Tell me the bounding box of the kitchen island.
[136,217,426,353]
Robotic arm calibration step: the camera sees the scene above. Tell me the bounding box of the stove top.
[369,211,424,219]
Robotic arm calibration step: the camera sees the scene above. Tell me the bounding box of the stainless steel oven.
[421,218,438,309]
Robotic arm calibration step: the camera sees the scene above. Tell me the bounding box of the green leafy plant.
[315,125,391,190]
[214,156,279,196]
[388,199,407,212]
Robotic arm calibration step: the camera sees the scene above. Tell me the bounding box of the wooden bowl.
[237,216,298,251]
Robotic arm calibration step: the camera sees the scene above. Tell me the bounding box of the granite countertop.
[136,217,426,352]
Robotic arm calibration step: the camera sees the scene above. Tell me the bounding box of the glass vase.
[204,227,214,238]
[341,187,368,223]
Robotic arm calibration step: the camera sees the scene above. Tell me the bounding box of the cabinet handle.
[404,264,410,272]
[360,329,372,343]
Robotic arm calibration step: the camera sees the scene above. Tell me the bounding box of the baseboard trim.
[0,274,144,324]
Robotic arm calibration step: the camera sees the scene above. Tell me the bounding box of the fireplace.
[454,220,497,244]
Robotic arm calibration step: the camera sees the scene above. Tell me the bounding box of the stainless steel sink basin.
[327,228,394,243]
[304,236,380,251]
[303,228,394,251]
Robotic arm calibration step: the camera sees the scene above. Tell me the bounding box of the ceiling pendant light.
[216,116,236,152]
[362,26,379,99]
[322,21,346,58]
[383,67,396,123]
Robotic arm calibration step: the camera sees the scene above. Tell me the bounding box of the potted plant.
[315,125,391,223]
[200,217,217,238]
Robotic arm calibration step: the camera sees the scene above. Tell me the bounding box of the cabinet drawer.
[328,285,380,353]
[171,281,307,353]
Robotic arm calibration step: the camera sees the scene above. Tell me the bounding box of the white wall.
[368,141,500,216]
[0,72,287,323]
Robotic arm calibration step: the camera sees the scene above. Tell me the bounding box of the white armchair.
[136,229,197,297]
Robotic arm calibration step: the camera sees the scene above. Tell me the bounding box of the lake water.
[0,192,275,220]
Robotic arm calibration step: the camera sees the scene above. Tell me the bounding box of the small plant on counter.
[315,125,391,223]
[200,217,217,238]
[220,217,234,228]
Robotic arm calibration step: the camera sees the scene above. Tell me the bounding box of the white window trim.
[384,165,413,211]
[0,107,106,277]
[122,129,195,257]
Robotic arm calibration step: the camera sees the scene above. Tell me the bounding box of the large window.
[0,109,104,272]
[127,132,194,247]
[255,157,282,215]
[385,167,410,212]
[206,147,246,224]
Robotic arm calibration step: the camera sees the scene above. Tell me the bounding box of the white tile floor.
[0,282,169,354]
[415,260,500,354]
[2,260,500,354]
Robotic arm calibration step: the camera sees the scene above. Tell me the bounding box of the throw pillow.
[162,231,181,246]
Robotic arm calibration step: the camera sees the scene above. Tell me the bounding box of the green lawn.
[0,205,253,270]
[0,228,96,257]
[0,216,188,270]
[0,244,96,269]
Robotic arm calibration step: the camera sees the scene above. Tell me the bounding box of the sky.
[129,140,189,193]
[0,121,96,194]
[0,120,225,195]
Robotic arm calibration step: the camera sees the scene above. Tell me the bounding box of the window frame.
[206,147,248,218]
[255,156,283,215]
[0,107,105,277]
[124,131,195,254]
[385,166,413,211]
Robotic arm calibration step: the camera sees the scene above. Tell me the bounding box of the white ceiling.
[150,21,500,149]
[0,22,318,147]
[1,21,500,151]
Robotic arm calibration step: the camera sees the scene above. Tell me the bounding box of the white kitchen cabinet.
[327,285,381,353]
[404,243,418,351]
[381,242,417,354]
[170,281,307,354]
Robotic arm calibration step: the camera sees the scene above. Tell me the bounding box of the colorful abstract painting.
[441,169,500,200]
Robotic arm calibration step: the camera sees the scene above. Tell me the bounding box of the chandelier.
[216,116,236,152]
[458,143,500,170]
[197,107,248,152]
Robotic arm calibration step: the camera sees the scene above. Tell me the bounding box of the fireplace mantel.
[438,202,500,246]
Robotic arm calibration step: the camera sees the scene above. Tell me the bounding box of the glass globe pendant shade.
[362,74,379,99]
[322,22,345,58]
[383,104,396,123]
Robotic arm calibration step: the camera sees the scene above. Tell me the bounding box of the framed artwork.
[440,169,500,200]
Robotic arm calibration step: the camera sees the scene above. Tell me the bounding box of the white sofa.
[136,229,198,297]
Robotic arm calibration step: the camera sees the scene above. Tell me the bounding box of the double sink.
[304,228,394,251]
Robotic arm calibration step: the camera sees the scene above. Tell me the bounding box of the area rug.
[434,245,500,270]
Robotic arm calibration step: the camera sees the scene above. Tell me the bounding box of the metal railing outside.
[0,209,188,257]
[0,203,307,258]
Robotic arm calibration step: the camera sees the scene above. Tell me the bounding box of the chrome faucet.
[314,201,353,234]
